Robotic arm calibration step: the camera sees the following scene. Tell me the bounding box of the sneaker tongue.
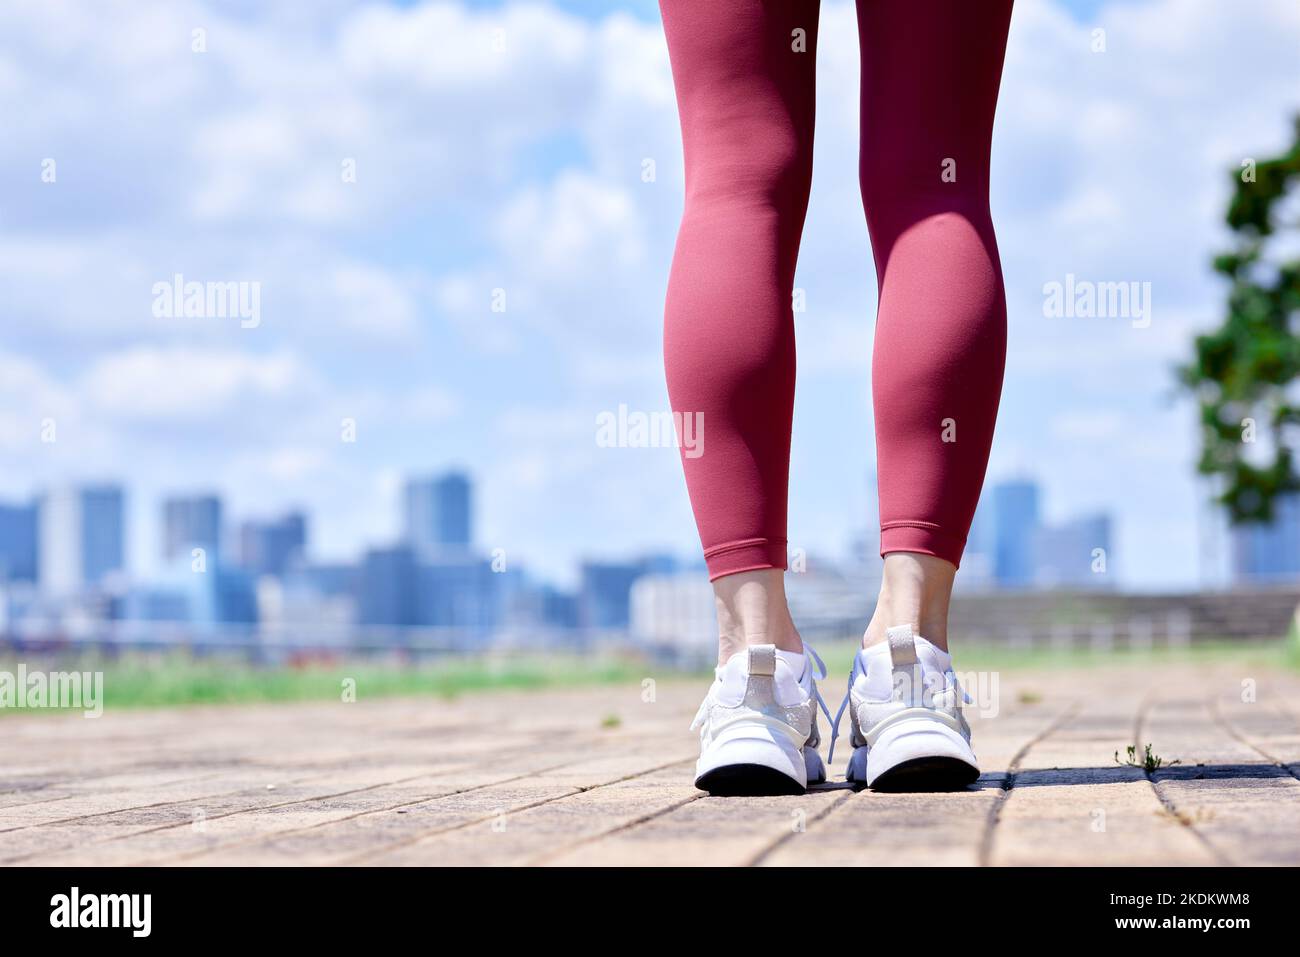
[857,635,953,700]
[717,650,747,684]
[775,648,807,682]
[914,636,953,672]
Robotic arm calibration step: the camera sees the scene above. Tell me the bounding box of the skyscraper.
[1231,493,1300,583]
[992,480,1040,589]
[81,486,124,585]
[1033,513,1113,589]
[579,555,677,630]
[416,556,501,634]
[0,500,38,582]
[38,484,125,595]
[163,494,223,563]
[238,512,307,578]
[404,472,472,553]
[358,545,419,627]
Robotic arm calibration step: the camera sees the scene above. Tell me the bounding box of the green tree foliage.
[1179,118,1300,523]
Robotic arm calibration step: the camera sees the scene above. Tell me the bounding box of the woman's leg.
[660,0,819,661]
[857,0,1012,650]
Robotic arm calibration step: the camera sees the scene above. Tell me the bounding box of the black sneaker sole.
[695,764,806,797]
[869,756,980,793]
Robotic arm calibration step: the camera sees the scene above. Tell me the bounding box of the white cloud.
[497,171,644,278]
[80,347,314,422]
[325,263,421,339]
[0,353,77,458]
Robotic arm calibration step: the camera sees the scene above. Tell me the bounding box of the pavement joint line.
[0,739,608,863]
[1136,696,1232,867]
[522,764,707,868]
[0,767,303,837]
[0,768,239,814]
[976,701,1082,867]
[120,745,636,866]
[140,757,591,867]
[5,729,684,863]
[0,765,227,802]
[1209,698,1300,784]
[528,791,704,866]
[133,738,691,867]
[338,755,699,866]
[0,766,464,866]
[745,789,856,867]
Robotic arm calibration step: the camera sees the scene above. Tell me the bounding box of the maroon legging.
[661,0,1012,580]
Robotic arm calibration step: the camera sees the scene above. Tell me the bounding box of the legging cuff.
[880,522,965,569]
[704,537,788,581]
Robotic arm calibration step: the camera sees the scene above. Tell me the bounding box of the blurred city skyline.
[0,468,1123,590]
[0,466,1288,589]
[6,466,1300,656]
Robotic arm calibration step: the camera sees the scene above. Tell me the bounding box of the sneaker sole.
[694,723,809,795]
[869,755,980,792]
[805,746,827,786]
[848,716,980,791]
[695,763,807,796]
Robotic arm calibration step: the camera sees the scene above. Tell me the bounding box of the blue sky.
[2,0,1299,590]
[455,1,1126,23]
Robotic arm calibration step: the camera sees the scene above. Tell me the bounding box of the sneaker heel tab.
[747,644,777,676]
[885,625,918,667]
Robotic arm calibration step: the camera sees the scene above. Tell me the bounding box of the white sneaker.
[829,625,979,791]
[691,643,832,796]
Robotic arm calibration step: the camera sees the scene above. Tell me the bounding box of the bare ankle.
[713,568,803,664]
[864,553,956,652]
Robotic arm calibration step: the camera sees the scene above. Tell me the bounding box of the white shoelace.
[805,643,836,735]
[827,653,864,764]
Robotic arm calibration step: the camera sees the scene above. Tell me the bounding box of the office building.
[38,484,124,595]
[163,494,222,562]
[404,472,472,553]
[1033,513,1113,588]
[238,512,307,578]
[992,480,1040,589]
[579,555,676,629]
[1231,493,1300,583]
[358,545,419,627]
[0,500,38,582]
